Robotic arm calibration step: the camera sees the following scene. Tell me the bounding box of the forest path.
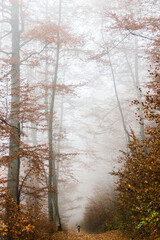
[52,230,132,240]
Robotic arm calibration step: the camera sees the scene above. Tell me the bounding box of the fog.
[52,0,149,227]
[0,0,156,230]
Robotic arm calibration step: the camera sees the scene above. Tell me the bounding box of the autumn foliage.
[0,194,57,240]
[111,2,160,238]
[113,118,160,238]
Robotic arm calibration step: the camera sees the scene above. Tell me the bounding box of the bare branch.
[20,38,33,48]
[18,169,32,202]
[128,29,155,41]
[0,19,11,24]
[0,31,11,40]
[0,70,11,81]
[0,118,19,130]
[89,33,130,60]
[0,7,11,16]
[1,2,11,11]
[0,50,11,55]
[21,42,51,63]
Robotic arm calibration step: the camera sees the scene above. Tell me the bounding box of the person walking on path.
[77,225,81,233]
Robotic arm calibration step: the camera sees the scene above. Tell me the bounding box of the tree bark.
[107,51,130,143]
[47,0,62,231]
[121,35,145,141]
[7,0,20,205]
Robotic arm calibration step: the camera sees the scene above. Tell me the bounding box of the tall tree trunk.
[134,37,145,141]
[107,51,130,143]
[101,26,130,144]
[121,34,145,141]
[48,0,62,231]
[57,95,64,180]
[7,0,20,205]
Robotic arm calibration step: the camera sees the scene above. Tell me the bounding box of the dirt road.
[52,230,131,240]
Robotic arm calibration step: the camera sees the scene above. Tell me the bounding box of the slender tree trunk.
[101,26,130,144]
[30,123,40,216]
[107,51,130,143]
[48,0,62,231]
[121,35,145,141]
[57,95,64,179]
[7,0,20,205]
[134,37,145,141]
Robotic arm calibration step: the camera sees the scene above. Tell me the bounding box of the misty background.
[0,0,156,229]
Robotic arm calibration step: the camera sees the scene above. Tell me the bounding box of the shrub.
[83,190,118,233]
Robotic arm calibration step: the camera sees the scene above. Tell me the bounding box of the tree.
[7,0,21,205]
[112,1,160,238]
[113,90,160,238]
[39,0,83,229]
[0,0,50,205]
[47,0,62,230]
[0,0,65,237]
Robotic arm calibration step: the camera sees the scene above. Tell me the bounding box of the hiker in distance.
[76,225,81,233]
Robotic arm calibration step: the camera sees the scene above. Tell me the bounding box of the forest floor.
[52,229,133,240]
